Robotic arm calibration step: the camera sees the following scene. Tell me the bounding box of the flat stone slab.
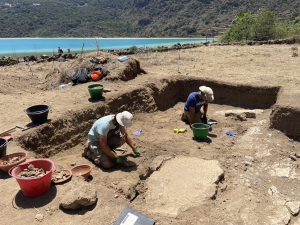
[145,156,223,217]
[215,109,263,117]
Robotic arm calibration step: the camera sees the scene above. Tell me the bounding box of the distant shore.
[0,38,214,56]
[0,37,213,40]
[0,42,206,58]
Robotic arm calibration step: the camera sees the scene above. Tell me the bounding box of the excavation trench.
[18,76,281,156]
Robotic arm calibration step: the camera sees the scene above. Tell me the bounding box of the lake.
[0,38,213,55]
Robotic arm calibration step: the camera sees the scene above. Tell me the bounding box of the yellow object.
[174,128,187,134]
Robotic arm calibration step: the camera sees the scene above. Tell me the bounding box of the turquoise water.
[0,38,213,55]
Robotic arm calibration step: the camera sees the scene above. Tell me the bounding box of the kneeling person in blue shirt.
[182,86,214,125]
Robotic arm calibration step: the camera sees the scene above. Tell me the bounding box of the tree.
[253,11,276,41]
[220,13,255,42]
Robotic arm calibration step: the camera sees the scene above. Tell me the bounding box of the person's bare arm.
[189,106,196,125]
[99,136,117,159]
[122,127,141,156]
[203,102,208,116]
[122,127,137,151]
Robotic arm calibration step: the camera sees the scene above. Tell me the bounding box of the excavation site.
[1,47,300,225]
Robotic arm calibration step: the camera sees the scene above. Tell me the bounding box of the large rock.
[145,156,223,217]
[267,206,290,225]
[60,177,97,210]
[269,160,292,178]
[285,201,300,216]
[215,109,263,120]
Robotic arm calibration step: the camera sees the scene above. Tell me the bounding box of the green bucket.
[191,123,210,140]
[88,84,103,99]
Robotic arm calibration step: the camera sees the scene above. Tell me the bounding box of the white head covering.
[116,111,133,128]
[199,86,214,102]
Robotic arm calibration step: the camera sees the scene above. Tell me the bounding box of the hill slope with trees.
[0,0,299,37]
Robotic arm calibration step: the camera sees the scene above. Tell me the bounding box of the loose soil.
[0,45,300,225]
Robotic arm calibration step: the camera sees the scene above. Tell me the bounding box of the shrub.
[220,13,255,43]
[292,47,298,57]
[220,11,300,43]
[252,11,276,41]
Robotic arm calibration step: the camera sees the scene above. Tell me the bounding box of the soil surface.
[0,45,300,225]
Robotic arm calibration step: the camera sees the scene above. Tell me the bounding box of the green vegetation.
[220,11,300,43]
[0,0,299,37]
[292,47,299,57]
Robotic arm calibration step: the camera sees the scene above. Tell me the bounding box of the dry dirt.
[0,45,300,225]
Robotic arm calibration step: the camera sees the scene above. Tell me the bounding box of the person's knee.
[101,160,115,169]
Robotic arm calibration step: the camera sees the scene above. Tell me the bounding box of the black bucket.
[0,138,7,158]
[26,104,49,124]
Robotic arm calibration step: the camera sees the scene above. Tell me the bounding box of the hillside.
[0,0,299,37]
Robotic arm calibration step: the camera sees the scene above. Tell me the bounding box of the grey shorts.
[84,142,112,167]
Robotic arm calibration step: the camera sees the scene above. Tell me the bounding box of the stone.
[285,201,300,216]
[289,155,297,161]
[35,213,44,222]
[244,161,252,167]
[139,155,173,180]
[149,155,172,171]
[218,109,263,119]
[145,156,224,217]
[294,218,300,225]
[271,167,291,178]
[268,186,287,206]
[245,156,254,162]
[60,177,97,210]
[244,156,254,167]
[268,206,290,225]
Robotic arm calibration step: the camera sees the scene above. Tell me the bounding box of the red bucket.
[10,159,55,197]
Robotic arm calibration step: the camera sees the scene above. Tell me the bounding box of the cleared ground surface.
[1,45,300,132]
[1,45,300,225]
[1,103,300,225]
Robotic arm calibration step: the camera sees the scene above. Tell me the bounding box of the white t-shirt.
[88,115,116,144]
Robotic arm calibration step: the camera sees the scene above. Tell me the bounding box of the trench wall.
[18,76,283,156]
[270,106,300,139]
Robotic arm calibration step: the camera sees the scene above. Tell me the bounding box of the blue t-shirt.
[184,92,203,113]
[88,115,116,144]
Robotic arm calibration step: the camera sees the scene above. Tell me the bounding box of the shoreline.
[0,37,213,40]
[0,41,211,57]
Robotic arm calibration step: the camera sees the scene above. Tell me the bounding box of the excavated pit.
[18,76,281,156]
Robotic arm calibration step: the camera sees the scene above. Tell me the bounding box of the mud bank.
[18,76,283,156]
[270,105,300,140]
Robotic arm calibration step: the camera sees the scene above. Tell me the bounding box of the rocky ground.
[0,44,300,225]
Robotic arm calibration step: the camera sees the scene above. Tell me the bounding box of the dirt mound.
[105,58,146,81]
[43,57,145,90]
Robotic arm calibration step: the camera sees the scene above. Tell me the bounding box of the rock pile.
[0,56,19,66]
[18,164,46,178]
[2,156,22,165]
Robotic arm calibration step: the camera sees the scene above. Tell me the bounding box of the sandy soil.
[0,45,300,225]
[1,103,300,225]
[1,45,300,131]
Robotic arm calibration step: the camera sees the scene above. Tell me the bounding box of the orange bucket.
[91,71,103,81]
